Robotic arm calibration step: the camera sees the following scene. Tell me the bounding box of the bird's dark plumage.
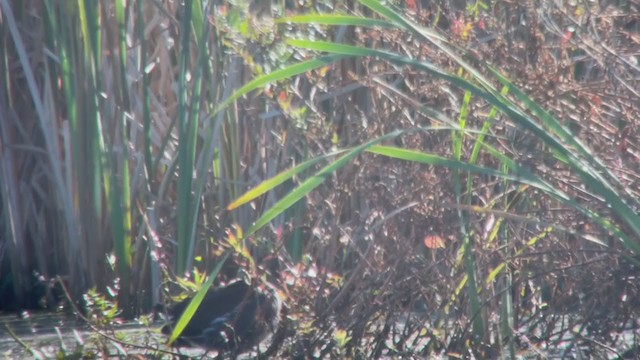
[159,279,282,355]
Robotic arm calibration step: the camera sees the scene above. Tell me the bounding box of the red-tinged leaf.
[424,235,445,249]
[406,0,416,13]
[561,31,572,45]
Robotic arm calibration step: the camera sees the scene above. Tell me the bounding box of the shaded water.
[0,311,167,358]
[0,312,265,359]
[2,311,638,358]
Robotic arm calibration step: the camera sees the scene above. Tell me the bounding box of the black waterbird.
[158,257,283,357]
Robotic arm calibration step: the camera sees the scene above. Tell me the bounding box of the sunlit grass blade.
[228,150,346,210]
[277,14,394,28]
[366,145,552,190]
[485,227,552,286]
[285,40,512,111]
[357,0,495,96]
[212,55,350,117]
[487,66,627,190]
[452,89,485,341]
[487,67,640,241]
[246,130,403,236]
[357,0,447,42]
[367,144,621,235]
[367,141,630,251]
[468,86,509,165]
[482,143,640,256]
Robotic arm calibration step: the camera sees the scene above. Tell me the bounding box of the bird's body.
[160,279,282,355]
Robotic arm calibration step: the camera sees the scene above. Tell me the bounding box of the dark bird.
[158,260,283,357]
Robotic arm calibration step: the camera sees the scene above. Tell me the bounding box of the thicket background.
[1,0,639,357]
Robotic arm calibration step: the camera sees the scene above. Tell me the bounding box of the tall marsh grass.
[1,0,639,356]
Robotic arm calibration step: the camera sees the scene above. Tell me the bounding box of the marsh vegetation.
[2,0,640,358]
